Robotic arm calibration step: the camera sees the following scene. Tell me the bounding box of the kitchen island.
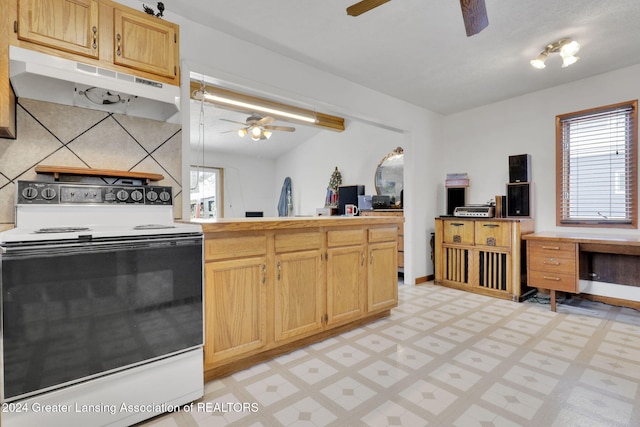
[193,215,402,380]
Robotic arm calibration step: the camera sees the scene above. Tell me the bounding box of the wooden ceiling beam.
[189,81,345,132]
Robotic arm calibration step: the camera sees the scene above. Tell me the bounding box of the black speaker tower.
[506,182,531,217]
[509,154,531,183]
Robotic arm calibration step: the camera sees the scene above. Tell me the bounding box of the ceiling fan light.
[238,128,247,137]
[263,130,272,139]
[560,40,580,57]
[561,55,579,68]
[530,52,547,69]
[251,126,262,138]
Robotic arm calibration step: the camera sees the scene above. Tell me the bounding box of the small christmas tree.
[325,167,342,206]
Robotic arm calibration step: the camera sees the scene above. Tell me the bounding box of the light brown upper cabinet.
[112,5,179,80]
[17,0,100,59]
[11,0,180,85]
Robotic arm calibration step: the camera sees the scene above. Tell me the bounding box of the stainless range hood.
[9,46,180,123]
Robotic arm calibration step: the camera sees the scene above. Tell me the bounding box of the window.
[190,166,223,219]
[556,100,637,228]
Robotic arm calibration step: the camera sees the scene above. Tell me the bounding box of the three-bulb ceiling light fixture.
[530,38,580,69]
[238,126,272,141]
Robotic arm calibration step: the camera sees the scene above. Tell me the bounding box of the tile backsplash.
[0,99,183,225]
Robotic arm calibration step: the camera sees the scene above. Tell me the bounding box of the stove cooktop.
[2,181,201,243]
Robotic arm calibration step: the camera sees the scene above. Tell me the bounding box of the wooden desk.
[524,232,640,311]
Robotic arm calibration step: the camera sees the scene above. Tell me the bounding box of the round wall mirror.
[375,147,404,204]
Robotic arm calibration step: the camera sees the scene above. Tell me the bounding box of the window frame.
[555,100,638,228]
[190,165,224,219]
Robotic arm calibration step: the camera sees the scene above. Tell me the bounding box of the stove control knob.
[159,191,171,202]
[116,190,129,202]
[146,190,158,202]
[131,190,143,202]
[41,187,57,200]
[22,187,38,200]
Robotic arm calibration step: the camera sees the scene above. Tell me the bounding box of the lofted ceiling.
[174,0,640,155]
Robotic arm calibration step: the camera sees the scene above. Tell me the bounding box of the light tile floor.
[138,283,640,426]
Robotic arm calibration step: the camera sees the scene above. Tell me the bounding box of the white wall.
[439,63,640,300]
[276,121,407,217]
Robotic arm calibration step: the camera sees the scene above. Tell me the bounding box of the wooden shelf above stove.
[35,165,164,184]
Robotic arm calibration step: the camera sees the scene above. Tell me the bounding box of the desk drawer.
[529,270,578,292]
[528,240,576,259]
[529,256,576,276]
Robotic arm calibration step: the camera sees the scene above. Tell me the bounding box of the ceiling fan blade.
[264,125,296,132]
[257,116,275,125]
[460,0,488,37]
[347,0,391,17]
[220,118,248,125]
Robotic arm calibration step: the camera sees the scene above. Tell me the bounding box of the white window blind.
[557,101,637,226]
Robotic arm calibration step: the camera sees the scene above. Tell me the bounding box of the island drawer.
[327,229,366,247]
[275,232,322,253]
[205,235,267,261]
[368,226,398,243]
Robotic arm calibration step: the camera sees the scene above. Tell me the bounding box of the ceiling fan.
[221,115,296,141]
[346,0,489,37]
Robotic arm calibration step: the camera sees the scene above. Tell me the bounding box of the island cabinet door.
[326,245,366,326]
[274,250,324,342]
[368,241,398,312]
[203,256,267,366]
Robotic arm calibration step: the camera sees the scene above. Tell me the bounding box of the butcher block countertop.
[189,215,404,233]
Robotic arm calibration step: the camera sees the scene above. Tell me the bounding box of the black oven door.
[1,234,203,401]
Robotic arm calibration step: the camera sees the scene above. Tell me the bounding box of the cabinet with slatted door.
[435,218,535,301]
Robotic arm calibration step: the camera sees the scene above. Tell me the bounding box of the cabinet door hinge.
[14,21,18,33]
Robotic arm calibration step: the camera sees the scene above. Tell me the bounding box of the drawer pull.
[92,26,97,50]
[543,260,560,266]
[451,223,465,227]
[541,245,561,250]
[543,276,561,281]
[483,224,499,228]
